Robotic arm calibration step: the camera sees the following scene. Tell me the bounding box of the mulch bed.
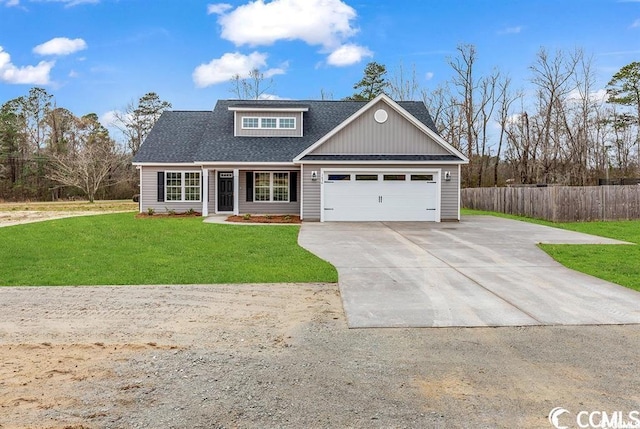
[136,212,202,218]
[226,215,301,224]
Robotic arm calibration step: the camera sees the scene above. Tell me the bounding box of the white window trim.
[253,171,290,203]
[165,171,202,202]
[241,116,297,130]
[278,117,295,129]
[242,117,259,129]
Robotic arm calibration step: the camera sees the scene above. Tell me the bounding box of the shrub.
[147,207,155,216]
[243,213,251,220]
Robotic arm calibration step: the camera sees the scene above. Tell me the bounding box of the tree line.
[1,44,638,202]
[0,89,170,201]
[344,49,640,188]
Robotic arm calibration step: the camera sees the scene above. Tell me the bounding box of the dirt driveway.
[1,284,639,429]
[1,211,638,428]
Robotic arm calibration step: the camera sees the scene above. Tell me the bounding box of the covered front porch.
[200,166,301,217]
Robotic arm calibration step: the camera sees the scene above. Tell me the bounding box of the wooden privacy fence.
[461,185,640,222]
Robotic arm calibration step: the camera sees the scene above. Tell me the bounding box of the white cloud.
[425,72,434,81]
[326,44,372,66]
[258,93,288,100]
[41,0,100,7]
[192,51,286,88]
[99,109,127,127]
[2,0,98,5]
[216,0,358,49]
[0,46,54,84]
[207,3,232,14]
[631,18,640,28]
[506,113,523,125]
[567,88,608,103]
[34,37,87,56]
[498,26,522,35]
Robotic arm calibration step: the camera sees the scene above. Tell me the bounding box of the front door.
[217,172,234,212]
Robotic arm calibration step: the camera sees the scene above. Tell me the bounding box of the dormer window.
[279,118,295,129]
[241,116,297,130]
[231,105,308,137]
[242,117,259,128]
[261,118,277,128]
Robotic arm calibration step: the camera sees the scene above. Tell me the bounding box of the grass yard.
[0,213,337,286]
[463,208,640,292]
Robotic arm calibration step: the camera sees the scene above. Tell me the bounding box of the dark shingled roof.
[133,99,449,164]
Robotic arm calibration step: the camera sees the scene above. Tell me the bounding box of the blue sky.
[0,0,639,135]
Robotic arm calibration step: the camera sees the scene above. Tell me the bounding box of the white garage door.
[322,171,439,221]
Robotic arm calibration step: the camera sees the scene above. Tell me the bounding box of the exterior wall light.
[311,171,318,181]
[445,171,451,181]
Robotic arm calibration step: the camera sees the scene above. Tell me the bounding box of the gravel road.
[1,284,639,429]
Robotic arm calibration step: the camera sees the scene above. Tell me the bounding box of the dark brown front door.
[218,173,234,212]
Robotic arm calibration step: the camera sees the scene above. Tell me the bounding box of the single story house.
[132,94,468,222]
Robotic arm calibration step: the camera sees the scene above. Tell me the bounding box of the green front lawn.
[0,213,337,286]
[463,208,640,292]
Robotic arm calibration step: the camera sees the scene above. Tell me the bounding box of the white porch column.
[137,166,142,213]
[202,168,209,216]
[233,168,240,215]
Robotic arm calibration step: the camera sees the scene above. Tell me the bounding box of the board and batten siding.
[235,112,302,137]
[140,166,213,214]
[308,100,449,156]
[301,164,460,221]
[238,170,301,215]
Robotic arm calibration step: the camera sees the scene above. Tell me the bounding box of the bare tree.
[319,88,334,100]
[230,69,275,100]
[388,62,420,101]
[448,44,478,186]
[494,76,520,185]
[528,47,581,183]
[49,114,126,202]
[475,71,500,186]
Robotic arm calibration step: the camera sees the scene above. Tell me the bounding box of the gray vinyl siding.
[140,166,204,214]
[301,163,460,221]
[208,170,216,210]
[309,100,450,156]
[301,165,320,220]
[238,170,301,215]
[235,112,302,137]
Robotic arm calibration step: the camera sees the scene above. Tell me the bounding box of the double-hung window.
[242,117,259,128]
[278,118,295,129]
[254,172,289,202]
[166,171,201,201]
[260,118,277,128]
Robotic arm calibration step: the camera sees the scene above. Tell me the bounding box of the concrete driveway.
[299,216,640,328]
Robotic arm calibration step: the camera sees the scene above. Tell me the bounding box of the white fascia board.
[194,161,296,167]
[296,160,466,165]
[132,162,196,167]
[228,107,309,112]
[321,167,443,173]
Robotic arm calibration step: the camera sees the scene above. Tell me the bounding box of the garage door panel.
[323,171,439,222]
